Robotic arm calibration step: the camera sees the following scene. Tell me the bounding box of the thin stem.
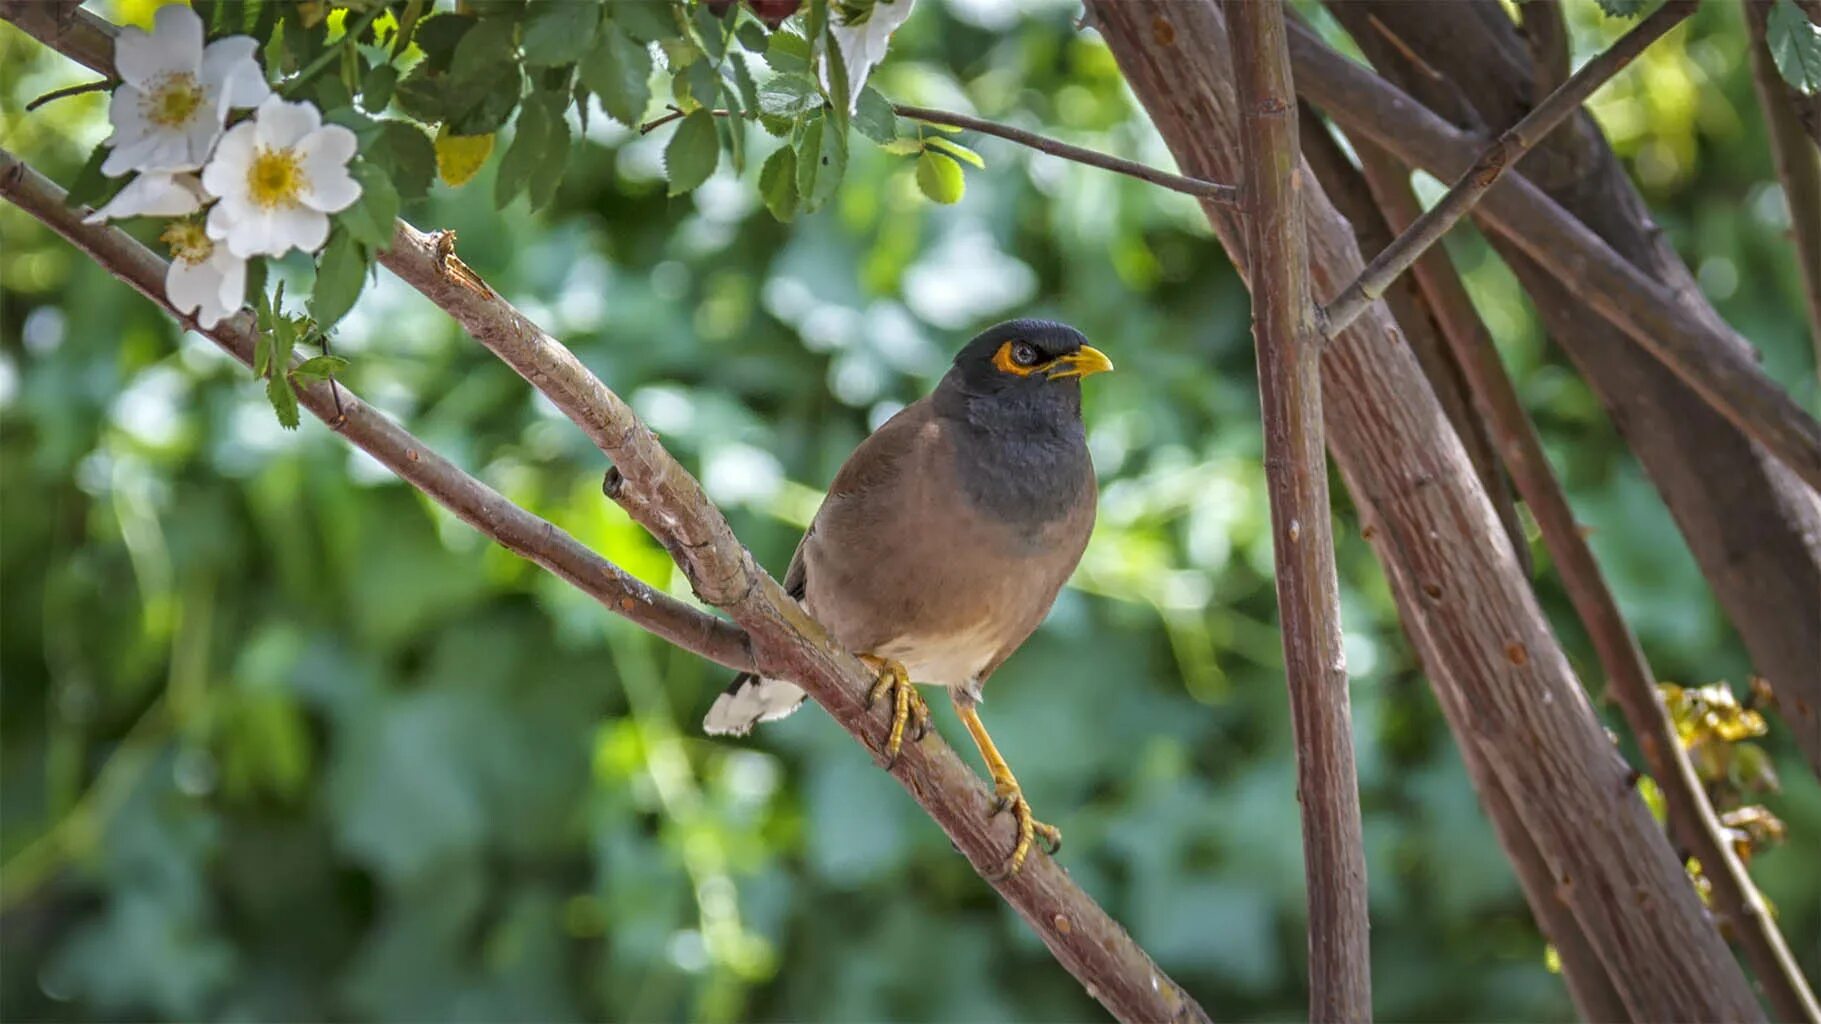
[25,78,111,112]
[1223,2,1370,1020]
[1353,139,1821,1024]
[282,3,386,98]
[891,103,1240,205]
[1744,0,1821,379]
[1322,1,1693,336]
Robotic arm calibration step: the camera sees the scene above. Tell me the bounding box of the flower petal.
[298,127,361,212]
[83,173,203,224]
[270,204,331,255]
[201,121,259,199]
[824,0,914,112]
[114,5,204,87]
[201,36,271,110]
[210,248,248,317]
[253,95,322,149]
[167,256,213,318]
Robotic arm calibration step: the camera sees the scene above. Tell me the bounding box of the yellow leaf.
[435,128,494,187]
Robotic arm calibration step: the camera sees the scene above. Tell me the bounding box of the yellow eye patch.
[992,340,1043,376]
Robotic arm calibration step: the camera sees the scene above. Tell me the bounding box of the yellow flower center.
[246,147,305,209]
[160,220,213,266]
[142,72,205,128]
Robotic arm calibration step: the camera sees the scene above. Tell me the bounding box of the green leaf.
[361,63,399,112]
[529,104,572,211]
[522,0,600,66]
[496,99,552,208]
[823,23,851,125]
[452,15,518,82]
[915,149,964,204]
[924,134,984,169]
[1769,0,1821,95]
[412,12,477,72]
[878,136,921,155]
[342,162,400,250]
[393,64,449,122]
[686,57,722,109]
[63,144,123,211]
[292,354,350,381]
[447,63,524,135]
[736,20,771,53]
[610,0,680,44]
[759,144,799,221]
[374,120,437,200]
[731,52,762,113]
[759,72,821,117]
[266,370,300,429]
[853,86,896,143]
[692,2,729,61]
[666,108,720,195]
[310,229,369,330]
[795,112,847,212]
[583,21,653,127]
[764,29,811,74]
[1593,0,1648,15]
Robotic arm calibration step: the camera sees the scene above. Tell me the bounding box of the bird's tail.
[703,673,808,736]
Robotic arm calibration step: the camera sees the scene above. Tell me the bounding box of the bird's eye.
[1010,341,1040,367]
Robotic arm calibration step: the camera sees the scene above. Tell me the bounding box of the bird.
[703,318,1113,874]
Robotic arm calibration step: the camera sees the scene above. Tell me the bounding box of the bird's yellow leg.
[953,696,1060,876]
[859,654,931,765]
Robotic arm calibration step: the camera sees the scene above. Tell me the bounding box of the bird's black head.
[936,319,1113,427]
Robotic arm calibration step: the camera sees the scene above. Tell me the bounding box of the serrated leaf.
[759,144,798,221]
[720,82,747,174]
[266,370,300,429]
[924,134,983,169]
[665,108,720,195]
[393,64,449,122]
[916,149,963,204]
[529,105,572,210]
[687,57,721,108]
[292,354,350,381]
[759,72,821,117]
[361,63,399,112]
[736,20,770,53]
[764,29,811,73]
[342,162,400,250]
[496,99,552,207]
[522,0,600,66]
[310,228,369,330]
[254,324,274,378]
[795,112,846,212]
[1769,0,1821,94]
[452,14,518,80]
[610,0,680,44]
[376,121,437,199]
[853,86,896,143]
[583,21,653,126]
[435,127,495,186]
[412,12,477,72]
[692,2,729,61]
[731,52,762,112]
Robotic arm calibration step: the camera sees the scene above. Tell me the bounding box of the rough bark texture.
[1352,141,1818,1024]
[1087,3,1765,1020]
[1224,4,1371,1018]
[1299,4,1821,780]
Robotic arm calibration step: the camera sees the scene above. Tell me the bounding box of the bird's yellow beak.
[1047,345,1114,380]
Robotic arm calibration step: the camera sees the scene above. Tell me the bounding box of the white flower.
[83,172,204,224]
[160,220,246,329]
[202,95,361,259]
[823,0,915,112]
[101,4,270,176]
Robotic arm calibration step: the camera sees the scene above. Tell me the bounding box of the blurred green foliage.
[3,1,1817,1021]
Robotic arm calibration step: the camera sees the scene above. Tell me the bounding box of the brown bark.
[1087,2,1765,1020]
[1354,143,1819,1024]
[1744,0,1821,374]
[1294,5,1821,781]
[1224,3,1370,1018]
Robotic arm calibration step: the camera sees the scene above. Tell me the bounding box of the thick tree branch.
[1223,4,1370,1019]
[1744,0,1821,375]
[1317,0,1821,789]
[1086,2,1765,1019]
[0,151,757,677]
[1520,0,1571,104]
[1283,19,1821,501]
[1353,142,1820,1024]
[1322,1,1692,336]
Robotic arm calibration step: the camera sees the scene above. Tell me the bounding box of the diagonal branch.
[0,151,756,678]
[1744,0,1821,377]
[1321,0,1693,337]
[1,12,1216,1012]
[1222,3,1370,1019]
[1283,19,1821,501]
[1351,140,1821,1024]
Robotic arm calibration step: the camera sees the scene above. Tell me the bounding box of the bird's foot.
[860,654,930,766]
[989,779,1061,878]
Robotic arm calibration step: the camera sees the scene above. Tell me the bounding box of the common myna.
[704,319,1113,873]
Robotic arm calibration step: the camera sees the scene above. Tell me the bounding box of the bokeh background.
[3,1,1817,1020]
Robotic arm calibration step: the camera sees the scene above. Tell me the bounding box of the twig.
[1284,18,1821,504]
[1744,0,1821,379]
[1322,1,1693,337]
[637,100,1240,206]
[891,103,1240,206]
[1222,3,1370,1020]
[1353,139,1821,1024]
[0,150,756,677]
[1090,1,1765,1019]
[25,78,111,111]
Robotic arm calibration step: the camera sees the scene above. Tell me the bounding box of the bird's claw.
[988,780,1060,877]
[860,655,930,767]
